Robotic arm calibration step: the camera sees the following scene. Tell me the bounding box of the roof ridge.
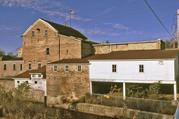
[41,18,87,40]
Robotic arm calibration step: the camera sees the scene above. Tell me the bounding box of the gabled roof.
[89,49,179,60]
[14,66,46,78]
[42,19,87,40]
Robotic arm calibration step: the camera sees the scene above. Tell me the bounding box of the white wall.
[89,59,175,82]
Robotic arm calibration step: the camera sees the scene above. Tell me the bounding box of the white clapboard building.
[13,66,46,96]
[89,49,179,100]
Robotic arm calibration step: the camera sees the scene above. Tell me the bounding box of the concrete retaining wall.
[75,103,174,119]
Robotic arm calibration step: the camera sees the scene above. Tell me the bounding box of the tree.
[0,49,5,56]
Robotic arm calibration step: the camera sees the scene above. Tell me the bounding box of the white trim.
[90,79,176,84]
[89,59,175,62]
[22,19,58,36]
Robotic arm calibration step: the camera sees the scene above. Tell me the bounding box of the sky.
[0,0,179,53]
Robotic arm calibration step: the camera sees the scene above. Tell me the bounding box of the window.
[34,81,37,84]
[44,30,48,36]
[38,74,41,77]
[13,64,16,71]
[77,65,82,72]
[53,65,58,71]
[112,64,117,72]
[139,65,144,73]
[20,64,23,71]
[38,63,41,69]
[25,81,28,84]
[3,64,6,70]
[46,48,50,55]
[17,81,20,84]
[32,31,35,37]
[36,28,40,33]
[64,65,69,72]
[29,63,32,70]
[32,74,36,77]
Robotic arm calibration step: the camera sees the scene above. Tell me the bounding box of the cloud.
[0,0,91,22]
[112,24,129,30]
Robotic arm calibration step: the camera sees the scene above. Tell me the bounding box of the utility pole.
[69,9,75,27]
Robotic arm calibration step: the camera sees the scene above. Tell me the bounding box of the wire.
[143,0,176,40]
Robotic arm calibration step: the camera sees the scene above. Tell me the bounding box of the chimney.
[177,9,179,48]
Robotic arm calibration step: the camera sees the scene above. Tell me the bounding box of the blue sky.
[0,0,179,53]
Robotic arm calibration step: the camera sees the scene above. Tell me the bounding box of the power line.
[143,0,176,40]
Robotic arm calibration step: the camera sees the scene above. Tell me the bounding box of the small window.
[13,64,16,71]
[17,81,20,84]
[112,64,117,72]
[36,28,40,33]
[77,65,82,72]
[38,63,41,69]
[4,64,6,70]
[54,65,58,71]
[46,48,50,55]
[38,74,41,77]
[25,81,28,84]
[34,81,37,84]
[44,30,48,36]
[29,63,32,70]
[20,64,23,71]
[139,65,144,73]
[32,31,35,37]
[64,65,69,72]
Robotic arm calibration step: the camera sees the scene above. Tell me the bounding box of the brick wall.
[0,60,24,78]
[22,20,60,70]
[47,63,89,98]
[59,35,82,59]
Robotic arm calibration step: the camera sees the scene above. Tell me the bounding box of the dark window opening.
[38,63,41,69]
[36,28,40,33]
[32,31,35,37]
[35,81,37,84]
[38,74,41,77]
[29,64,32,70]
[139,65,144,73]
[4,64,6,70]
[13,64,16,71]
[17,81,20,83]
[20,64,23,71]
[46,48,50,55]
[65,65,69,72]
[44,30,48,36]
[112,64,117,72]
[77,65,82,72]
[54,65,58,71]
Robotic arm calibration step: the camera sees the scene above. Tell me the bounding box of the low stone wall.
[85,95,177,115]
[76,103,174,119]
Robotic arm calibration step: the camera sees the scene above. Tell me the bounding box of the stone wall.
[59,35,82,59]
[0,60,24,78]
[93,40,165,54]
[22,20,60,70]
[0,79,14,91]
[76,103,174,119]
[47,63,89,103]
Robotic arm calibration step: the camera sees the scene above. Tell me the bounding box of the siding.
[89,60,175,81]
